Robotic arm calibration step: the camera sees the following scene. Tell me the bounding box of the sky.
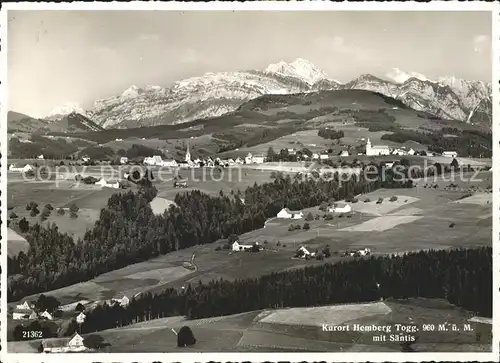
[8,10,492,118]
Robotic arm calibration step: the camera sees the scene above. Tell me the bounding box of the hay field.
[259,302,391,326]
[7,228,29,257]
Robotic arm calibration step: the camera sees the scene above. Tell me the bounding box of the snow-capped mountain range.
[46,58,492,129]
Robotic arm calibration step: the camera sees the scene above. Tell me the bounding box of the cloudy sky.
[8,10,492,117]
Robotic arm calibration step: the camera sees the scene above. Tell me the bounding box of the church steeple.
[185,141,192,162]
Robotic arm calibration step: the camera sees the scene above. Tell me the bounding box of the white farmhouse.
[252,155,265,164]
[392,149,407,156]
[38,154,45,160]
[96,179,120,189]
[13,309,33,320]
[319,154,329,160]
[442,151,458,158]
[245,153,253,164]
[144,155,163,166]
[76,312,86,324]
[366,138,390,156]
[340,150,349,157]
[358,248,371,256]
[312,153,320,160]
[42,333,86,353]
[120,156,129,164]
[162,159,178,167]
[277,208,304,219]
[328,202,352,214]
[16,301,34,310]
[408,148,416,155]
[296,246,316,258]
[111,296,130,307]
[9,164,33,173]
[40,310,53,320]
[232,241,253,252]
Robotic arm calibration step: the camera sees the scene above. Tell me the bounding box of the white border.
[1,2,499,362]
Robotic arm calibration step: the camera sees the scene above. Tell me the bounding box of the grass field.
[10,298,489,353]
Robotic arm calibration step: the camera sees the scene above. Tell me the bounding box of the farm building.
[244,153,253,164]
[38,154,45,160]
[392,148,407,156]
[76,312,86,324]
[340,150,349,157]
[40,310,54,320]
[343,248,371,257]
[111,296,130,307]
[9,164,33,173]
[144,155,163,166]
[252,155,266,164]
[442,151,458,158]
[385,161,395,168]
[277,208,304,219]
[13,308,34,320]
[162,159,178,167]
[42,333,86,353]
[173,179,188,188]
[296,246,316,258]
[15,301,34,311]
[312,153,319,160]
[366,138,390,156]
[232,241,254,252]
[120,156,129,164]
[96,179,120,189]
[408,148,416,155]
[328,203,352,214]
[319,154,329,160]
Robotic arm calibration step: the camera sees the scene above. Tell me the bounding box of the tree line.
[8,167,411,301]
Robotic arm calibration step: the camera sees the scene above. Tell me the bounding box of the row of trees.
[61,247,491,337]
[8,165,412,301]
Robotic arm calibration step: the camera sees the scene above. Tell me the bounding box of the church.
[365,138,390,156]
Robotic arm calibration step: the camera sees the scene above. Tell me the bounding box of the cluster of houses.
[276,203,352,220]
[13,301,55,321]
[342,248,372,257]
[12,300,88,324]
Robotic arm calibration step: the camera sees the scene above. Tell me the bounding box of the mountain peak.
[48,102,86,118]
[385,68,432,84]
[122,85,140,98]
[265,58,329,85]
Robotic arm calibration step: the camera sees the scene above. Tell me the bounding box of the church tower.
[366,138,372,156]
[185,141,192,162]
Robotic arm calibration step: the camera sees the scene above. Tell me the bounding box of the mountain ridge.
[22,59,492,130]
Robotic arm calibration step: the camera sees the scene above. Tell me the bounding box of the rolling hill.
[8,112,103,133]
[37,89,490,161]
